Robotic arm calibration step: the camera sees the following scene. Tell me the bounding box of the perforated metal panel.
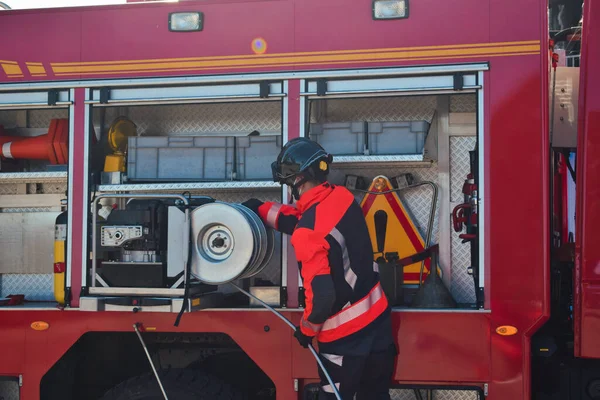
[312,96,437,124]
[121,102,282,136]
[0,274,54,301]
[449,95,477,113]
[28,109,69,128]
[0,377,20,400]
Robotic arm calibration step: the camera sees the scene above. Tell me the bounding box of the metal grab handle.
[91,193,190,288]
[133,323,169,400]
[230,283,343,400]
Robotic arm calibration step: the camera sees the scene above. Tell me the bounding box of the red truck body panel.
[0,1,555,399]
[2,0,539,82]
[575,0,600,359]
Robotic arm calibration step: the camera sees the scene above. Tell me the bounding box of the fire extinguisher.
[54,210,68,305]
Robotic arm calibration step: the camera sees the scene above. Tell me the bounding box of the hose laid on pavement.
[230,282,343,400]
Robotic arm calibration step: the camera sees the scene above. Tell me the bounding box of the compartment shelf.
[0,172,68,184]
[97,180,281,192]
[333,155,434,166]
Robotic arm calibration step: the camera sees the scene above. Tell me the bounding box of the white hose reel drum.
[190,202,275,284]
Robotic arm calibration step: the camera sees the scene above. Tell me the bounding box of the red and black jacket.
[257,182,390,347]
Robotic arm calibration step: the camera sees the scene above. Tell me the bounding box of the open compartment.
[82,84,286,312]
[0,93,71,308]
[303,86,482,310]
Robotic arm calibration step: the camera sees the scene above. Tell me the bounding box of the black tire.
[99,368,246,400]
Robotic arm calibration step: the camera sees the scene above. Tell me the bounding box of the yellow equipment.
[104,117,137,173]
[53,211,67,305]
[360,176,429,284]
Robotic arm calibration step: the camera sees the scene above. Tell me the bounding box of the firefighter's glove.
[242,198,263,215]
[294,326,314,349]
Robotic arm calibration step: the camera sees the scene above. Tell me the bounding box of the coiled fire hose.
[230,283,343,400]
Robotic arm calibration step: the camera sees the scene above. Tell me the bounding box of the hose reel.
[190,202,274,284]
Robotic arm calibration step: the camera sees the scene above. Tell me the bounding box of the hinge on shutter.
[316,79,327,96]
[453,73,464,91]
[48,90,58,106]
[99,87,110,104]
[477,287,485,309]
[280,286,288,308]
[259,81,270,98]
[298,287,306,308]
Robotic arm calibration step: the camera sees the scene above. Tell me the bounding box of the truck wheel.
[99,368,246,400]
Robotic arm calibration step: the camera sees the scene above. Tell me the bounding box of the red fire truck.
[0,0,597,399]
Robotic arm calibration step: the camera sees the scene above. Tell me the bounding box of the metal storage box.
[368,121,430,155]
[126,135,281,181]
[236,135,283,180]
[309,122,366,155]
[309,120,430,156]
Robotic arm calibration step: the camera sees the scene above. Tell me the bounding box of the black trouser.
[317,344,397,400]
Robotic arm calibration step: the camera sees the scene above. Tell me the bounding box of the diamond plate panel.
[450,95,477,113]
[449,136,477,304]
[0,172,68,183]
[40,183,68,194]
[390,389,425,400]
[312,96,437,123]
[0,110,19,128]
[452,230,476,304]
[98,181,280,192]
[0,185,18,195]
[28,109,69,128]
[329,165,440,245]
[329,162,476,303]
[0,378,20,400]
[450,137,476,202]
[92,107,128,137]
[124,102,282,136]
[1,207,55,213]
[390,389,479,400]
[437,390,480,400]
[0,274,54,301]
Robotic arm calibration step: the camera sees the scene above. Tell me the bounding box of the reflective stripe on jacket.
[258,182,389,344]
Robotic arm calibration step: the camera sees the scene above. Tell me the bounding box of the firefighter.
[243,137,397,399]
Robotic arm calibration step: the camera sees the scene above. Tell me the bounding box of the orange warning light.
[30,321,50,331]
[373,177,386,191]
[496,325,518,336]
